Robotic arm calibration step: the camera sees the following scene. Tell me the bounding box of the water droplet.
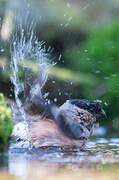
[59,92,61,96]
[54,98,57,102]
[44,92,49,98]
[48,100,51,104]
[58,54,62,61]
[96,99,102,103]
[104,77,109,80]
[104,102,108,106]
[22,29,24,33]
[1,48,4,52]
[95,70,100,74]
[35,40,38,44]
[2,65,5,71]
[111,74,117,77]
[13,42,16,46]
[84,49,88,53]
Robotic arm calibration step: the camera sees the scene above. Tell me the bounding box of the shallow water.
[0,138,119,180]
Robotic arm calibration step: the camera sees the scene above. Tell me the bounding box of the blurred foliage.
[63,18,119,127]
[0,93,13,151]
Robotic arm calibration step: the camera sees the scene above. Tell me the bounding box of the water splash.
[10,22,53,121]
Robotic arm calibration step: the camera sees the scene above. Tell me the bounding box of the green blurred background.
[0,0,119,135]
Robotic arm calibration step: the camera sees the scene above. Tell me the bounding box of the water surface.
[0,138,119,180]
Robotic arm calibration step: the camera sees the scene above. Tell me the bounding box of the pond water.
[0,137,119,180]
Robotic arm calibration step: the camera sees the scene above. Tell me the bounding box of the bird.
[11,71,106,150]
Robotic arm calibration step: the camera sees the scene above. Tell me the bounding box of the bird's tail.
[24,68,51,116]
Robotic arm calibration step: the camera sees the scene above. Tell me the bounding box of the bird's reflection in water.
[7,156,119,180]
[7,138,119,180]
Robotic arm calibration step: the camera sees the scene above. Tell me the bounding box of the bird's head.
[68,99,106,121]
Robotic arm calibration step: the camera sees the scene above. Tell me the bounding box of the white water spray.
[10,21,54,148]
[10,23,53,121]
